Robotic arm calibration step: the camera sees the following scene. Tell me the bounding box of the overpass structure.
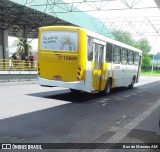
[1,0,160,61]
[154,0,160,8]
[0,0,112,59]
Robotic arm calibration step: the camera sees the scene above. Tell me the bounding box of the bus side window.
[134,52,139,65]
[106,43,113,62]
[94,44,99,69]
[121,48,128,64]
[87,36,94,61]
[128,50,134,65]
[113,45,121,64]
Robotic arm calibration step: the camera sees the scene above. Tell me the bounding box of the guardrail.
[0,59,37,71]
[0,59,38,81]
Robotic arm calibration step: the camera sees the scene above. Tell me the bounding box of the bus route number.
[59,56,77,61]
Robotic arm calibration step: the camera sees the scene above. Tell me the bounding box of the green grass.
[141,70,160,75]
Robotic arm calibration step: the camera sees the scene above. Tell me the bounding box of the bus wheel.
[104,79,111,96]
[129,77,135,89]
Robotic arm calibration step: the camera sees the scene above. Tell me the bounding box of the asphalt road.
[0,76,160,152]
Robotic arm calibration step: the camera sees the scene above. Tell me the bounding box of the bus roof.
[39,26,142,54]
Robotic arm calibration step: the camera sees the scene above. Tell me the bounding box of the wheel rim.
[129,78,134,88]
[132,79,134,86]
[106,80,111,94]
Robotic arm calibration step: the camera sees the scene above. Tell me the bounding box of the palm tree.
[11,38,32,58]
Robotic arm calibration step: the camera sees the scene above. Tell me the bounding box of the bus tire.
[129,77,135,89]
[104,79,112,96]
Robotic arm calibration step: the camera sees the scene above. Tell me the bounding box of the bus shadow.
[1,81,160,144]
[27,86,137,103]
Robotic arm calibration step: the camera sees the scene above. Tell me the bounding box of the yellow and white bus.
[38,26,142,95]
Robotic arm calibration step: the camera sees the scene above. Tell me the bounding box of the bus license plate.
[54,75,62,80]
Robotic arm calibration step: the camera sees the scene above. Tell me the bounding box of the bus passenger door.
[93,44,104,91]
[137,55,142,82]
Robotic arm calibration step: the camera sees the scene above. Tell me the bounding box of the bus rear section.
[38,26,87,91]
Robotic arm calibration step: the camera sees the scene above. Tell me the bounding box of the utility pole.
[151,36,157,75]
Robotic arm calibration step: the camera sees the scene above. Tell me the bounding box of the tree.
[134,38,151,53]
[111,29,136,46]
[141,52,151,68]
[11,38,32,58]
[135,38,152,68]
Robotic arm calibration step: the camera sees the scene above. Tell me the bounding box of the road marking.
[123,95,131,98]
[131,93,137,95]
[108,126,121,132]
[137,91,144,93]
[96,98,160,152]
[115,97,124,101]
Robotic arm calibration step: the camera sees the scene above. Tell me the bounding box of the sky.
[8,37,38,54]
[84,0,160,54]
[8,0,160,54]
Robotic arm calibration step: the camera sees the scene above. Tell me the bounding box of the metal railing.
[0,59,37,71]
[0,59,38,81]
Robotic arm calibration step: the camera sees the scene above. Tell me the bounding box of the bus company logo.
[2,144,11,149]
[54,75,62,80]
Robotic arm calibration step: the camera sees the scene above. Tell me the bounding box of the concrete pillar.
[0,29,9,59]
[0,29,3,59]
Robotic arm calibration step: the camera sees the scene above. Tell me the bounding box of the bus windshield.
[41,30,78,51]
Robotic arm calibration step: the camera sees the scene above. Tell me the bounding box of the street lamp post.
[151,36,157,75]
